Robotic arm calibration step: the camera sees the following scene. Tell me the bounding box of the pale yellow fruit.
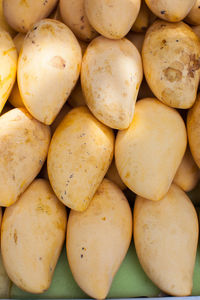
[187,94,200,168]
[0,108,50,206]
[18,19,82,125]
[142,20,200,108]
[59,0,98,42]
[186,0,200,25]
[13,33,25,54]
[1,179,67,294]
[81,36,143,129]
[9,82,24,108]
[67,179,132,299]
[115,98,187,201]
[0,207,11,298]
[0,27,17,113]
[3,0,58,32]
[47,107,114,211]
[145,0,196,22]
[134,184,198,296]
[173,148,199,192]
[132,1,151,32]
[0,0,15,37]
[68,81,86,108]
[106,160,126,190]
[85,0,141,39]
[9,33,25,108]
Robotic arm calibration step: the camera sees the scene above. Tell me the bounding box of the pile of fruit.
[0,0,200,299]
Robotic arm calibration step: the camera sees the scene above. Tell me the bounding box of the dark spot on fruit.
[14,230,18,244]
[161,10,166,14]
[49,56,66,69]
[163,67,182,82]
[188,54,200,78]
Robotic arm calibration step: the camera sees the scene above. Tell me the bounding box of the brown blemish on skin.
[14,230,18,244]
[125,172,130,178]
[163,67,182,82]
[41,24,55,35]
[49,56,66,69]
[187,54,200,78]
[36,199,51,215]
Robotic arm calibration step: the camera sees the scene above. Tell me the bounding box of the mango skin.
[134,184,199,296]
[9,33,26,108]
[142,20,200,109]
[9,82,24,108]
[81,36,143,129]
[0,27,17,113]
[0,0,15,37]
[187,94,200,168]
[0,108,50,207]
[186,0,200,25]
[1,179,67,294]
[59,0,98,42]
[67,179,132,300]
[115,98,187,201]
[85,0,141,39]
[173,148,199,192]
[3,0,58,33]
[47,106,114,211]
[18,18,82,125]
[145,0,195,22]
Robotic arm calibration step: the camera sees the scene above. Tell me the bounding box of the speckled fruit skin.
[142,20,200,109]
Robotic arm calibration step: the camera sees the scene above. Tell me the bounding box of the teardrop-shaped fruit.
[115,98,187,201]
[81,36,143,129]
[18,19,82,124]
[47,107,114,211]
[67,179,132,299]
[1,179,67,293]
[134,184,198,296]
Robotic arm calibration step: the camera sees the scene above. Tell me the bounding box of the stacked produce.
[0,0,199,299]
